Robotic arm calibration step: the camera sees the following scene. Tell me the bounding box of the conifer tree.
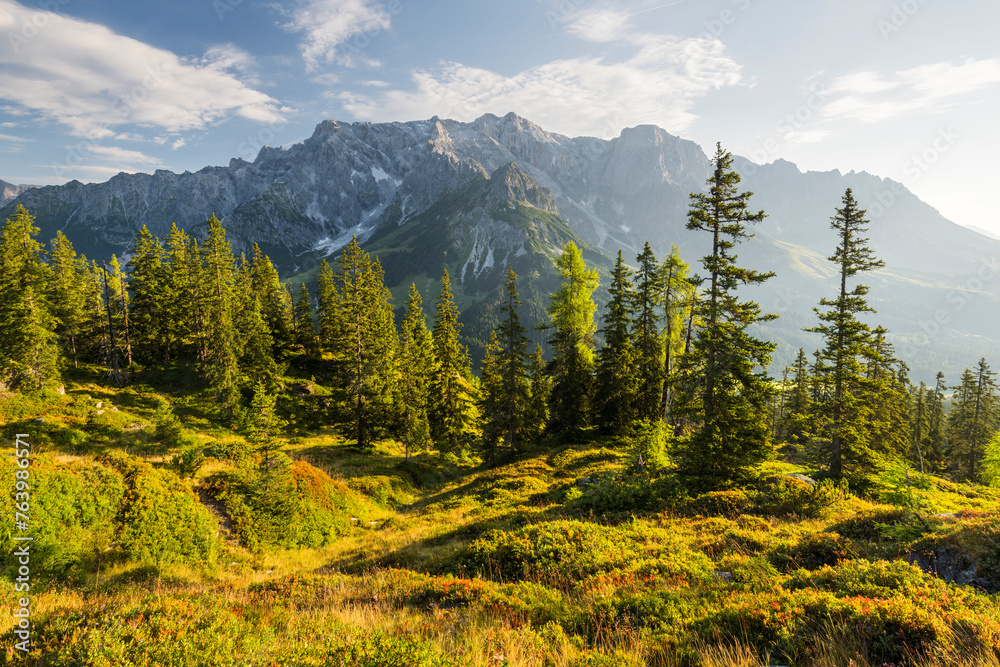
[546,241,599,436]
[316,260,339,355]
[911,382,930,473]
[333,238,397,449]
[431,269,477,453]
[162,224,194,362]
[862,331,911,462]
[0,205,60,388]
[660,245,694,426]
[293,283,320,358]
[948,360,998,481]
[673,143,776,484]
[779,348,813,449]
[241,295,282,391]
[807,188,885,479]
[479,330,505,457]
[47,231,88,367]
[250,244,293,354]
[201,214,240,416]
[925,372,948,471]
[525,344,550,443]
[594,250,638,435]
[398,283,435,460]
[127,226,166,364]
[633,242,663,422]
[242,380,296,547]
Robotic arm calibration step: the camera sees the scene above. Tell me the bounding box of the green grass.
[2,380,1000,666]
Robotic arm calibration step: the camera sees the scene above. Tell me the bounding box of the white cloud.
[565,8,634,43]
[83,145,160,165]
[278,0,391,71]
[341,35,742,138]
[0,132,30,142]
[823,58,1000,124]
[0,0,284,138]
[171,138,186,150]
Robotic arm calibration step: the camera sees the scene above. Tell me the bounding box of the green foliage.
[984,429,1000,488]
[324,633,459,667]
[99,452,217,567]
[170,447,205,479]
[673,144,776,486]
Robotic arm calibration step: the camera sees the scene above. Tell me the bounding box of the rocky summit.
[3,112,999,380]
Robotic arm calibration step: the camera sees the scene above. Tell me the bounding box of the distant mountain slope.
[0,179,38,206]
[2,113,998,382]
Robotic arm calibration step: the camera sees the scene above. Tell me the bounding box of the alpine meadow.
[3,1,1000,666]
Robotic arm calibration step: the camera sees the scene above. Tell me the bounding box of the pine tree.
[807,188,885,479]
[495,267,532,450]
[911,382,930,473]
[479,330,505,457]
[47,231,88,367]
[594,250,638,435]
[162,224,194,362]
[126,226,166,364]
[242,380,296,548]
[241,294,282,391]
[547,241,599,436]
[862,331,911,462]
[398,284,435,460]
[632,242,664,422]
[293,283,320,358]
[673,143,776,484]
[201,214,240,416]
[430,269,477,453]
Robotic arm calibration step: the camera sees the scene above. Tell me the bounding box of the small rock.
[713,571,734,583]
[576,477,593,487]
[56,386,65,395]
[33,417,44,423]
[932,513,957,519]
[95,401,103,408]
[94,409,105,416]
[784,473,817,486]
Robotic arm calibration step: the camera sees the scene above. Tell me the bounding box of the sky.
[1,0,998,233]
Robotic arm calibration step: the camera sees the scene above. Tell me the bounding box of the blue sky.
[1,0,999,233]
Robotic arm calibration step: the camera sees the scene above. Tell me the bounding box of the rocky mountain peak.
[486,162,559,214]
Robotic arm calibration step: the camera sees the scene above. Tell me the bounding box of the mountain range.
[3,112,998,382]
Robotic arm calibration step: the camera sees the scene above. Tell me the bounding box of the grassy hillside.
[2,371,1000,666]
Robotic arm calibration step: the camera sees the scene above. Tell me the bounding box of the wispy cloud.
[0,132,31,142]
[278,0,392,70]
[83,145,161,165]
[823,58,1000,124]
[341,8,741,138]
[0,0,284,139]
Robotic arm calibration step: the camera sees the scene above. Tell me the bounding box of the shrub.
[770,532,852,572]
[171,447,205,478]
[324,633,458,667]
[682,489,752,518]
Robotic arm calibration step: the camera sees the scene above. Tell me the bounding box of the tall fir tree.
[660,245,694,426]
[316,260,339,355]
[779,348,813,450]
[201,214,241,416]
[47,231,89,367]
[947,360,998,481]
[525,344,550,443]
[333,238,398,449]
[293,283,320,358]
[925,372,948,472]
[594,250,638,435]
[482,267,532,452]
[633,242,664,422]
[807,188,885,479]
[398,284,435,460]
[430,269,477,453]
[126,226,166,364]
[546,241,599,436]
[0,205,60,388]
[673,143,777,484]
[250,244,293,355]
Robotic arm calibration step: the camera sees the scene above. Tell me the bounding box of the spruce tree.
[779,348,813,450]
[807,188,885,479]
[430,269,477,453]
[911,382,930,473]
[494,267,532,450]
[673,143,777,484]
[316,260,339,355]
[594,250,638,435]
[398,283,435,460]
[660,245,694,426]
[948,360,998,482]
[332,238,398,449]
[525,344,550,443]
[47,231,88,367]
[633,242,663,422]
[479,330,505,457]
[162,224,194,362]
[201,214,240,416]
[293,283,320,358]
[925,372,948,472]
[546,241,599,436]
[126,226,166,364]
[0,204,60,389]
[250,244,293,354]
